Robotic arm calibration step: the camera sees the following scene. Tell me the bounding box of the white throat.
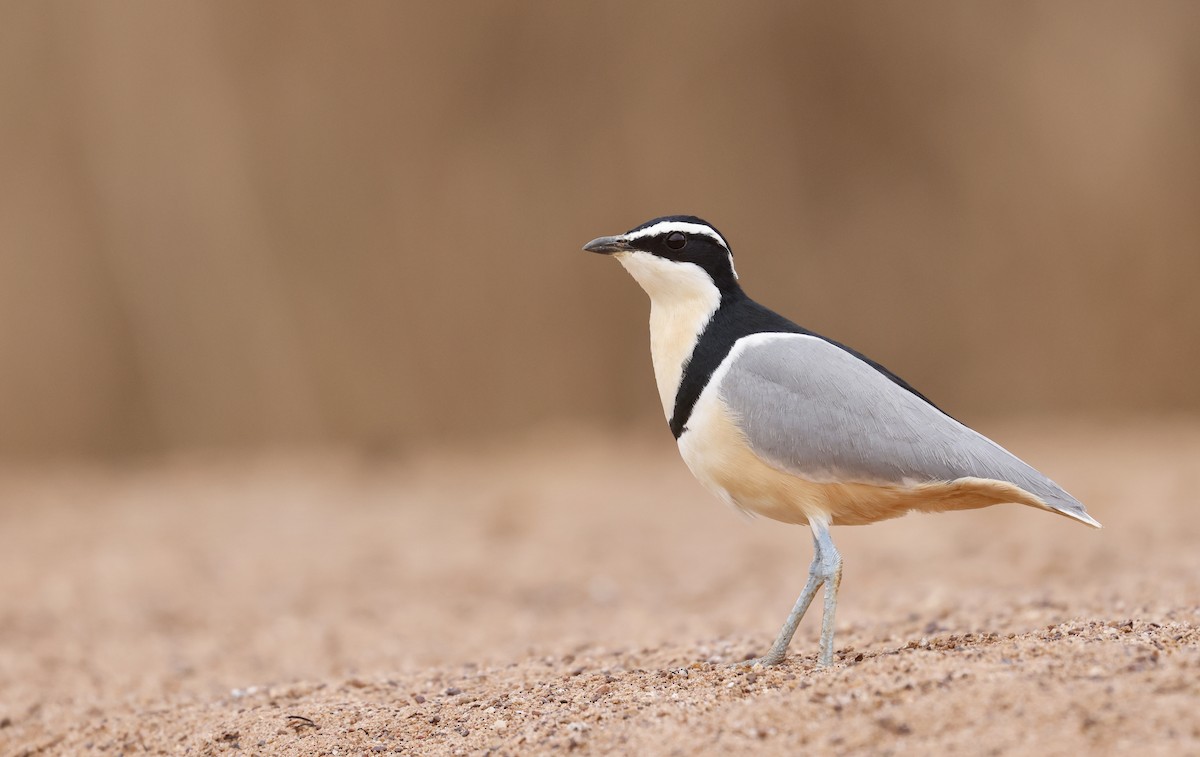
[616,251,722,419]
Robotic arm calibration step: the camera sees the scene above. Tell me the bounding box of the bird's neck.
[616,253,735,419]
[646,295,721,419]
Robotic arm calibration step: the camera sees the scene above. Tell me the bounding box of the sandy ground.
[1,420,1198,756]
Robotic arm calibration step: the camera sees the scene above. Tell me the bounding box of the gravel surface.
[1,420,1198,755]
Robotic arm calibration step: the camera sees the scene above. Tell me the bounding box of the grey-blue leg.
[739,521,842,667]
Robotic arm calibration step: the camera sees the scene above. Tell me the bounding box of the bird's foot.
[728,650,787,669]
[729,650,842,669]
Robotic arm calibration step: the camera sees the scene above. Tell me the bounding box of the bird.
[582,215,1100,668]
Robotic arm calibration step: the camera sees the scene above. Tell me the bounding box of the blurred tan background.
[1,1,1197,459]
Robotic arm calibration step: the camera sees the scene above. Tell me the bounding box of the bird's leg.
[737,521,842,668]
[813,523,842,667]
[744,561,822,667]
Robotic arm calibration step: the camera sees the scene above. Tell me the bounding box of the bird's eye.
[665,232,687,250]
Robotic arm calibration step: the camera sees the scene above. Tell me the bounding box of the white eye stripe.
[623,221,738,280]
[623,221,731,253]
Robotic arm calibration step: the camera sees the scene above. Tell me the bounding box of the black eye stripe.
[665,231,687,250]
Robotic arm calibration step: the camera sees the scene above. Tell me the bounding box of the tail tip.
[1058,507,1102,529]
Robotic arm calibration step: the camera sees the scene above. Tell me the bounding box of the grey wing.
[716,333,1093,521]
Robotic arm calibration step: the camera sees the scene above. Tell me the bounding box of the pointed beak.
[582,234,632,255]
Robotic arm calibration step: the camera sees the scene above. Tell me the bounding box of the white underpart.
[679,333,789,504]
[622,220,738,280]
[615,250,722,418]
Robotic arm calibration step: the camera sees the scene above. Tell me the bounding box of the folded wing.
[716,333,1097,526]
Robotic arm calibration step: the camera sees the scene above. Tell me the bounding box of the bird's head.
[583,216,740,302]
